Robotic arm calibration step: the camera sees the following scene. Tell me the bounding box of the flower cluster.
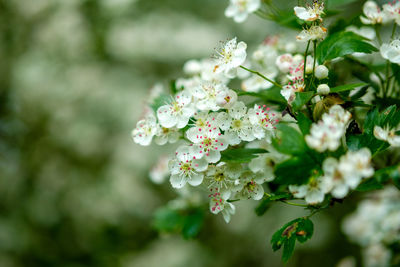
[306,105,351,152]
[342,186,400,267]
[289,148,373,204]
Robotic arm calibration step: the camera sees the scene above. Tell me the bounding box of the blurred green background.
[0,0,367,266]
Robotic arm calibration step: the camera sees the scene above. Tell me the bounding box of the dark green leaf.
[350,85,370,100]
[182,209,204,239]
[292,91,315,111]
[272,124,307,155]
[153,207,184,233]
[330,83,368,93]
[296,218,314,243]
[274,154,317,185]
[220,148,268,163]
[238,87,286,105]
[317,31,378,64]
[356,178,384,192]
[282,237,296,262]
[297,112,313,136]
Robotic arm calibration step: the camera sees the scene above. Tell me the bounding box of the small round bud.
[317,84,330,95]
[315,65,329,79]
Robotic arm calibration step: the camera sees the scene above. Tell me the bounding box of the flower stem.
[385,23,398,98]
[303,41,311,82]
[240,65,282,88]
[375,25,382,45]
[309,40,318,89]
[280,200,308,207]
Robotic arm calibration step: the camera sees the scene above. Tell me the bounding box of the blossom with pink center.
[248,104,280,140]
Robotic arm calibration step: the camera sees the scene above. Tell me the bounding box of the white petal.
[187,173,204,186]
[170,174,186,189]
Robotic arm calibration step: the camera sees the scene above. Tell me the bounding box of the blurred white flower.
[296,25,327,42]
[213,38,247,78]
[374,125,400,147]
[383,0,400,25]
[289,177,329,205]
[248,104,280,140]
[132,115,158,146]
[276,54,294,73]
[233,171,265,200]
[224,0,261,23]
[363,243,391,267]
[360,1,390,25]
[380,40,400,64]
[149,156,171,184]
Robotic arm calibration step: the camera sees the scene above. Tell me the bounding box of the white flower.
[289,177,329,205]
[380,40,400,64]
[275,53,294,73]
[169,146,208,188]
[157,90,195,129]
[149,155,171,184]
[209,194,236,223]
[281,79,305,105]
[249,150,286,181]
[204,162,241,199]
[363,244,392,267]
[317,84,330,95]
[241,68,277,92]
[383,1,400,25]
[186,123,229,163]
[233,171,265,200]
[192,81,237,111]
[296,25,327,42]
[248,104,280,140]
[213,38,247,78]
[374,125,400,147]
[154,126,180,145]
[306,123,342,152]
[131,115,157,146]
[322,105,352,128]
[294,1,324,22]
[217,101,255,144]
[224,0,261,23]
[315,65,329,79]
[360,1,390,25]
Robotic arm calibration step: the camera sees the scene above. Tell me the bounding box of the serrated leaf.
[317,31,378,64]
[272,124,307,155]
[297,112,313,135]
[330,83,368,93]
[220,148,268,163]
[292,91,315,111]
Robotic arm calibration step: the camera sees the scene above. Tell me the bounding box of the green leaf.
[274,154,317,185]
[220,148,268,163]
[255,192,291,216]
[363,108,379,135]
[237,87,286,105]
[356,177,384,192]
[297,112,313,136]
[317,31,378,64]
[271,218,314,263]
[182,209,204,239]
[350,85,370,100]
[282,237,296,263]
[292,91,315,111]
[153,207,184,233]
[272,124,307,155]
[330,83,368,93]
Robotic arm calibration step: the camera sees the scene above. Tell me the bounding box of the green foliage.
[317,31,378,64]
[292,91,315,111]
[271,217,314,263]
[272,124,307,155]
[297,112,313,136]
[274,154,318,185]
[374,165,400,190]
[237,87,287,105]
[255,192,292,216]
[330,83,368,93]
[220,148,268,163]
[153,206,205,239]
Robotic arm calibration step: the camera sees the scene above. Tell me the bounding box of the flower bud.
[317,84,330,95]
[315,65,329,79]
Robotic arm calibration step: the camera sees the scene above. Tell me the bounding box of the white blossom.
[233,171,265,200]
[294,1,324,22]
[225,0,261,23]
[383,0,400,25]
[169,146,208,188]
[249,150,286,182]
[296,25,327,42]
[154,126,180,145]
[248,104,279,140]
[204,162,241,199]
[213,38,247,78]
[209,193,236,223]
[131,115,158,146]
[289,177,329,205]
[275,53,294,73]
[360,1,390,25]
[374,125,400,147]
[157,90,195,129]
[380,40,400,64]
